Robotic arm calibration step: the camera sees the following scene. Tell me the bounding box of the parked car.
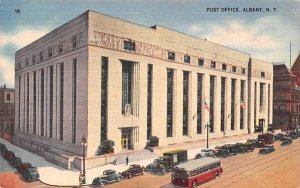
[9,157,22,168]
[214,149,230,158]
[274,133,285,141]
[259,145,275,154]
[289,132,298,139]
[92,169,122,186]
[3,151,15,161]
[17,163,32,174]
[145,162,168,175]
[22,167,39,182]
[120,164,145,179]
[195,149,216,159]
[281,139,293,146]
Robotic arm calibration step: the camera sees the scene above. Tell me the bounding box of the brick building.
[273,55,300,130]
[0,85,15,142]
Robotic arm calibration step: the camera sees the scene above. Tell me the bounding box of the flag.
[240,100,246,109]
[204,101,210,112]
[227,113,231,118]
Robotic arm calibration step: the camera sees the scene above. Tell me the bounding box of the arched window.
[279,104,286,111]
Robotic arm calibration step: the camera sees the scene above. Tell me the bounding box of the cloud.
[0,29,48,48]
[203,21,279,50]
[0,54,14,86]
[0,28,49,86]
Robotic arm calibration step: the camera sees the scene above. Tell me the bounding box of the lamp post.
[205,122,210,149]
[81,134,87,184]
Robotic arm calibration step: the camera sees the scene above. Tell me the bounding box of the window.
[124,40,135,51]
[211,61,216,68]
[232,66,237,72]
[183,71,189,135]
[184,55,190,64]
[39,51,44,61]
[25,58,29,66]
[59,44,63,53]
[197,74,203,134]
[101,57,108,143]
[261,72,265,78]
[72,36,77,49]
[198,59,204,66]
[231,79,236,130]
[6,93,10,101]
[147,64,153,139]
[32,55,36,64]
[222,64,227,70]
[221,77,226,132]
[48,47,53,57]
[168,51,175,60]
[167,68,174,137]
[241,68,246,74]
[280,104,286,111]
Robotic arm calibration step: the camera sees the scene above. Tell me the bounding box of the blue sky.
[0,0,299,87]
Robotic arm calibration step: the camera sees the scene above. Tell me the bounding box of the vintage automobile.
[194,149,215,159]
[281,139,292,145]
[17,163,32,174]
[259,145,275,154]
[289,132,298,139]
[92,169,123,186]
[274,133,285,141]
[22,167,39,182]
[9,157,22,168]
[3,151,15,161]
[145,162,168,175]
[120,164,145,179]
[214,149,230,158]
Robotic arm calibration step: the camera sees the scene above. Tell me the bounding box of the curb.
[39,179,92,187]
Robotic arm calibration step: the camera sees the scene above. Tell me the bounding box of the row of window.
[274,104,300,112]
[20,35,78,68]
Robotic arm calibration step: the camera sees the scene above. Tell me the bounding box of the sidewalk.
[0,133,258,186]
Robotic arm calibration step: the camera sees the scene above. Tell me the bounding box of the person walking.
[126,156,129,165]
[79,171,83,185]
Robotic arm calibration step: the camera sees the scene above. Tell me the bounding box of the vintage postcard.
[0,0,299,188]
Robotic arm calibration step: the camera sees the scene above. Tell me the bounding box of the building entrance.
[121,128,132,150]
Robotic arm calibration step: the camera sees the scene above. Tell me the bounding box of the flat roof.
[174,157,220,171]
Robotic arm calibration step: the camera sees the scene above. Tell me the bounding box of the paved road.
[104,139,300,188]
[0,155,15,172]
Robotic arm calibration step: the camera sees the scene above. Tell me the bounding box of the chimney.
[3,84,6,89]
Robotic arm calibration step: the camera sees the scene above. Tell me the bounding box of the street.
[104,139,300,188]
[0,139,299,188]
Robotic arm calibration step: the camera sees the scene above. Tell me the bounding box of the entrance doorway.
[121,128,132,150]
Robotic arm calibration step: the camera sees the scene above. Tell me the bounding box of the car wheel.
[214,171,219,178]
[192,180,197,187]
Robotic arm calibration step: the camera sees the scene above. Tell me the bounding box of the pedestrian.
[79,171,83,185]
[126,156,129,165]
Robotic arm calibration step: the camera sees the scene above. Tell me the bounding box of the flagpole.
[206,122,209,149]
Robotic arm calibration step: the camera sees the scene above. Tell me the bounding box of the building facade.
[13,10,273,163]
[0,85,15,142]
[273,55,300,130]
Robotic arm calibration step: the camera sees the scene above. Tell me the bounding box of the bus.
[171,157,223,188]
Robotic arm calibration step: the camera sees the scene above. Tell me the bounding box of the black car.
[259,145,275,154]
[22,167,39,182]
[215,149,230,158]
[9,157,22,168]
[274,133,285,141]
[92,169,123,186]
[145,162,168,175]
[289,132,298,139]
[120,164,145,179]
[281,138,292,146]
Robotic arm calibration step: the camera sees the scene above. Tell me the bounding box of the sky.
[0,0,299,87]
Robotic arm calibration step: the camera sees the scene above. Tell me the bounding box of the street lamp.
[205,122,210,149]
[81,134,87,184]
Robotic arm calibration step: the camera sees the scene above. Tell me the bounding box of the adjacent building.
[13,10,273,169]
[0,85,15,142]
[273,55,300,130]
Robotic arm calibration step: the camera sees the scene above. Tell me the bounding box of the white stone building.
[13,10,273,168]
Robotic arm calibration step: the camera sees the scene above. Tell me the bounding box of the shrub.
[98,140,115,155]
[147,136,159,147]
